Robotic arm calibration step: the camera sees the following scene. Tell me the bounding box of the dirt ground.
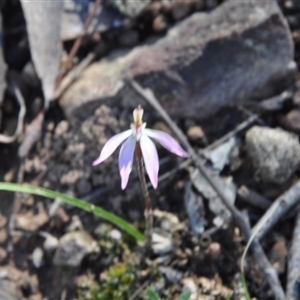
[1,1,300,300]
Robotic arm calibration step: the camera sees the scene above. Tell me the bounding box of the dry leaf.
[20,0,63,105]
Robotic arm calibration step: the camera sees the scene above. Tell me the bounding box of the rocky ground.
[1,0,300,299]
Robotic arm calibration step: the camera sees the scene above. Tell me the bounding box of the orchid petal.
[93,130,132,166]
[119,136,136,190]
[140,134,159,189]
[144,129,189,157]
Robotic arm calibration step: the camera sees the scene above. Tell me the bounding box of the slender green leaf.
[0,182,145,242]
[147,288,161,300]
[241,273,251,300]
[176,291,192,300]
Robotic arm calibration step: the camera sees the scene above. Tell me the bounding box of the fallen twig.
[128,279,151,300]
[64,0,102,71]
[252,179,300,240]
[237,185,272,211]
[8,111,45,255]
[287,210,300,300]
[126,78,286,300]
[54,41,106,99]
[55,0,103,96]
[244,89,293,111]
[0,81,26,144]
[204,114,259,152]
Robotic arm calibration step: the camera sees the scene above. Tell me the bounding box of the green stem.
[136,143,153,246]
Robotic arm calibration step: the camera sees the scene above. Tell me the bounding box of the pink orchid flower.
[93,105,189,190]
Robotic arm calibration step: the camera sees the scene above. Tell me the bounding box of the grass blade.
[0,182,145,242]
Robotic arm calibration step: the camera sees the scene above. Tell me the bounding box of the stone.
[53,231,100,267]
[278,108,300,132]
[15,203,49,232]
[32,248,43,268]
[0,279,22,300]
[40,232,59,253]
[245,126,300,183]
[187,126,205,140]
[152,232,173,254]
[61,0,295,120]
[152,15,168,32]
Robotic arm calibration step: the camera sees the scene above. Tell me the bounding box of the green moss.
[77,263,136,300]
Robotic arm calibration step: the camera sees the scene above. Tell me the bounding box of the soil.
[0,1,300,300]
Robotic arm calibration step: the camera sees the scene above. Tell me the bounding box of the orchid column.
[93,105,189,245]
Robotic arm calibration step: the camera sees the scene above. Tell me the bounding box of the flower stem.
[136,142,153,247]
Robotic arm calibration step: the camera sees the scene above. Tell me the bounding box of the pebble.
[54,121,69,137]
[278,108,300,132]
[153,15,168,32]
[40,232,59,253]
[152,232,173,254]
[67,215,83,232]
[0,279,22,300]
[109,229,122,241]
[269,239,288,274]
[207,242,221,261]
[187,125,205,141]
[182,277,198,300]
[32,248,43,268]
[246,126,300,183]
[15,208,49,232]
[53,231,100,267]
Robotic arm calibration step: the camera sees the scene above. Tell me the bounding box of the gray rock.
[0,279,22,300]
[53,231,100,267]
[246,126,300,183]
[61,0,295,120]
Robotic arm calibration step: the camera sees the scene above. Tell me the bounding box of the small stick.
[61,0,102,73]
[54,41,105,99]
[128,279,151,300]
[204,114,259,152]
[287,210,300,300]
[127,78,286,300]
[136,143,153,247]
[55,0,103,92]
[0,80,26,143]
[252,179,300,240]
[237,185,272,211]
